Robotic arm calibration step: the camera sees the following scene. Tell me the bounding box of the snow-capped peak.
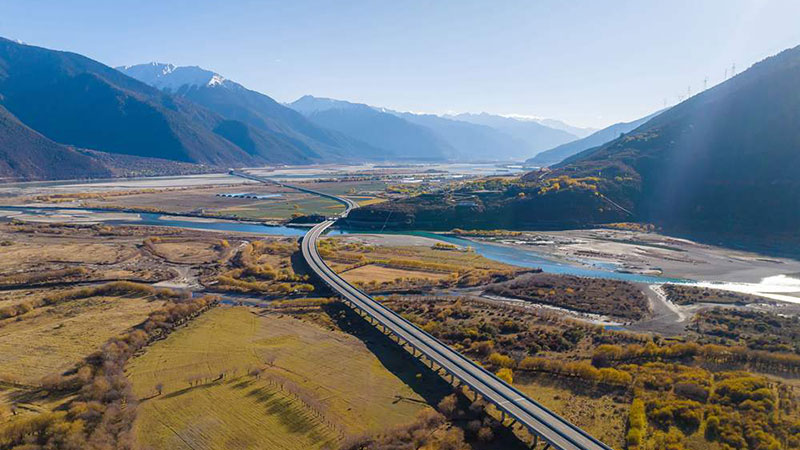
[207,74,226,87]
[117,62,230,91]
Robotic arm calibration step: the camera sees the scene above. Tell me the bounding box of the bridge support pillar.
[462,387,478,402]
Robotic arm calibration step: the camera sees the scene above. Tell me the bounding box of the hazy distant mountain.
[289,96,454,160]
[528,118,595,138]
[119,63,378,161]
[0,38,264,166]
[389,111,530,160]
[291,97,565,161]
[527,110,663,167]
[451,113,579,155]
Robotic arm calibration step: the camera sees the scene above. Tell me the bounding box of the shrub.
[627,398,646,449]
[496,368,513,384]
[488,352,515,368]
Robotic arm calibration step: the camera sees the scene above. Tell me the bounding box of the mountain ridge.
[451,112,580,156]
[288,95,455,160]
[0,105,113,181]
[527,110,664,167]
[119,64,381,162]
[346,43,800,244]
[0,37,261,166]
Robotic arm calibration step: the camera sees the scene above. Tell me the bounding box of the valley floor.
[1,167,800,450]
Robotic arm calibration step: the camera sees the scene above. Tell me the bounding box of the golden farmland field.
[128,307,429,450]
[340,264,450,284]
[0,293,163,384]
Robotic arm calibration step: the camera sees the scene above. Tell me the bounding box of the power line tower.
[703,76,708,91]
[731,63,736,77]
[724,68,728,80]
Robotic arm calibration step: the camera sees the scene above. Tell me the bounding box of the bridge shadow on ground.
[322,302,451,404]
[322,302,530,450]
[291,246,334,296]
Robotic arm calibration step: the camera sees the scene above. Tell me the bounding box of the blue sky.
[1,0,799,128]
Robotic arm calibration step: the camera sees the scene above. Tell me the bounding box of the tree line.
[0,284,218,450]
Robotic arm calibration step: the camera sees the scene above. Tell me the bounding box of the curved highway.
[233,170,612,450]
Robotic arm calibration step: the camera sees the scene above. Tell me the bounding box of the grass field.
[299,180,388,196]
[322,235,522,293]
[127,307,428,450]
[516,377,627,448]
[351,196,386,206]
[0,241,134,272]
[341,264,449,284]
[148,238,227,264]
[71,182,374,221]
[24,178,390,221]
[0,223,184,286]
[0,295,163,384]
[218,196,344,220]
[0,288,66,309]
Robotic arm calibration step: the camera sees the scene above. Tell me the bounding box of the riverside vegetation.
[319,237,525,294]
[381,294,800,450]
[1,220,799,450]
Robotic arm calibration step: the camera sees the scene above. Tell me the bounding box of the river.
[0,206,681,283]
[3,206,800,302]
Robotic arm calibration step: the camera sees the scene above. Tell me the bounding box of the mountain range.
[288,96,454,160]
[450,113,580,156]
[288,96,586,161]
[0,38,259,168]
[117,63,379,162]
[0,36,592,180]
[347,43,800,243]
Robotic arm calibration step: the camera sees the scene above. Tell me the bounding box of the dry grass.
[148,239,225,264]
[79,184,348,221]
[323,237,515,272]
[351,196,386,207]
[341,264,449,284]
[515,376,627,448]
[128,307,426,450]
[0,295,163,384]
[85,185,291,214]
[0,384,70,423]
[321,236,523,293]
[218,196,344,220]
[0,241,134,271]
[0,289,67,309]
